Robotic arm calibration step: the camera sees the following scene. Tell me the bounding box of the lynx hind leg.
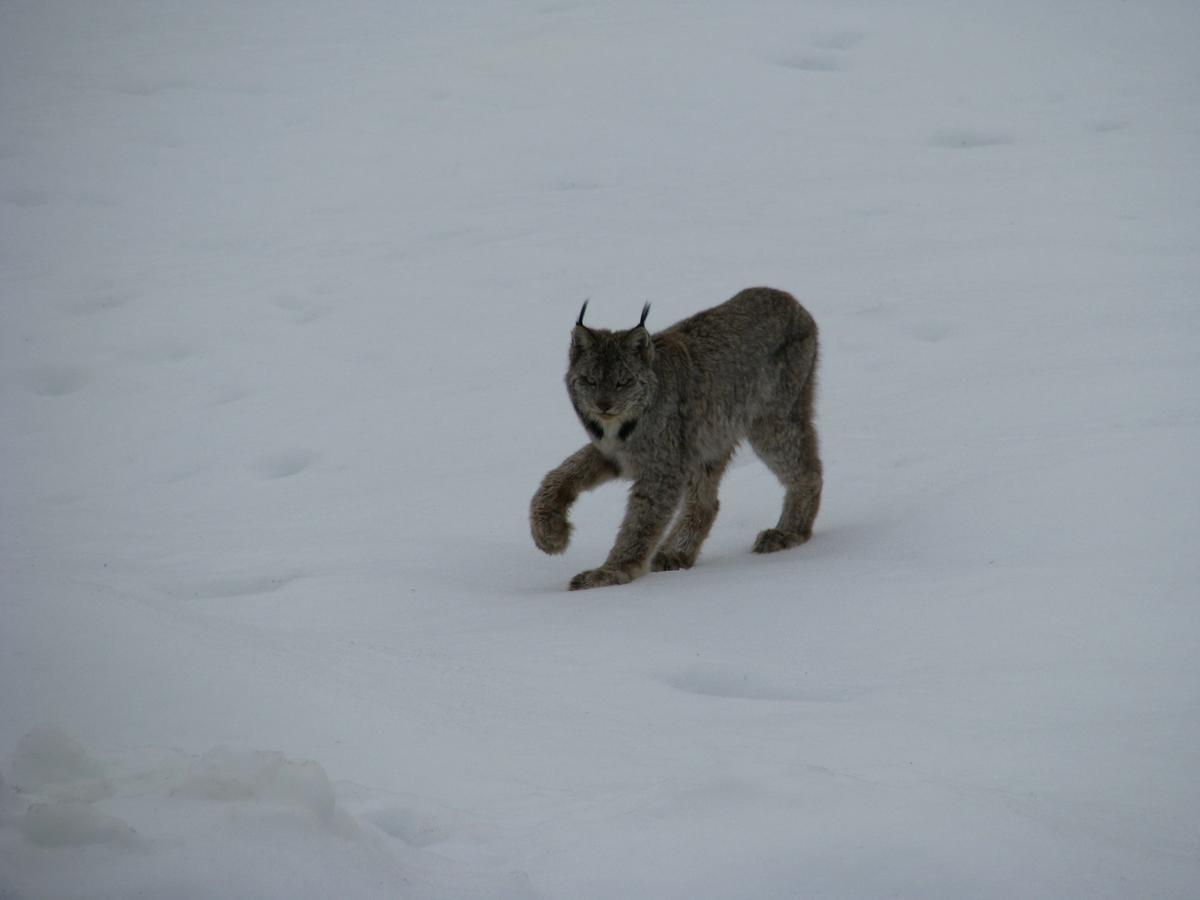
[748,383,822,554]
[651,453,732,571]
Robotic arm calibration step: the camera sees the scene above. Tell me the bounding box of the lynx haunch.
[530,287,822,590]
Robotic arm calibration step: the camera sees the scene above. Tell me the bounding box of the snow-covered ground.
[2,1,1198,896]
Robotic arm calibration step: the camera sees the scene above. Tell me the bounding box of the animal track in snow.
[23,365,90,397]
[212,384,254,406]
[252,449,315,480]
[811,28,867,51]
[929,129,1015,149]
[662,663,861,703]
[3,187,49,208]
[162,461,207,484]
[69,191,118,209]
[775,27,864,73]
[777,53,843,73]
[166,572,303,600]
[908,319,956,343]
[61,291,134,317]
[546,178,609,192]
[108,77,189,97]
[125,341,197,365]
[273,296,330,325]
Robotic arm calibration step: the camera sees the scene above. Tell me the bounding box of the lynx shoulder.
[530,287,822,590]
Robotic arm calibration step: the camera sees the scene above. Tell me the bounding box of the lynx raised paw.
[650,549,694,572]
[531,508,572,555]
[752,527,809,554]
[568,567,632,591]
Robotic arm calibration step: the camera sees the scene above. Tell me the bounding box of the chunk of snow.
[18,801,139,848]
[11,725,110,801]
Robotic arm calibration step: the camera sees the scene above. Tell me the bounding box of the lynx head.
[566,301,656,435]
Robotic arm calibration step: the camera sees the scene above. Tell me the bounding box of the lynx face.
[567,326,656,427]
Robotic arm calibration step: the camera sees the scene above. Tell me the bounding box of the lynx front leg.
[570,474,684,590]
[651,454,731,572]
[530,445,620,555]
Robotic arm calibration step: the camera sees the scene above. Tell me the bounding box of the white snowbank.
[11,725,109,799]
[18,802,139,850]
[174,746,339,827]
[0,727,533,899]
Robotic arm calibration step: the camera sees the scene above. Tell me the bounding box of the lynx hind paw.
[752,528,809,554]
[651,550,694,572]
[568,567,632,591]
[531,509,572,555]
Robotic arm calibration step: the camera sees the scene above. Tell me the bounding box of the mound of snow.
[12,724,106,791]
[0,728,534,900]
[174,746,339,828]
[18,801,139,849]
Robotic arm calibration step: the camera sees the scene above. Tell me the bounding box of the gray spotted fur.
[530,287,822,590]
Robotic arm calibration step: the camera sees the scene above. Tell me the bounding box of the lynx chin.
[530,286,822,590]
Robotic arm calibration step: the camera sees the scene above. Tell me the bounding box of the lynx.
[530,287,822,590]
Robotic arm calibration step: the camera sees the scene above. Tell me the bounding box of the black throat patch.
[572,398,605,440]
[618,418,639,441]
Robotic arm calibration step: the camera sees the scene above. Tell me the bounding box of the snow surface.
[2,1,1199,897]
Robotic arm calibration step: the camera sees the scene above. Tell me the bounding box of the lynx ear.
[571,324,595,347]
[571,299,596,357]
[570,323,595,362]
[626,324,653,362]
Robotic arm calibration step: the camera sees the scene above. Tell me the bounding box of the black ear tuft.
[571,299,597,361]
